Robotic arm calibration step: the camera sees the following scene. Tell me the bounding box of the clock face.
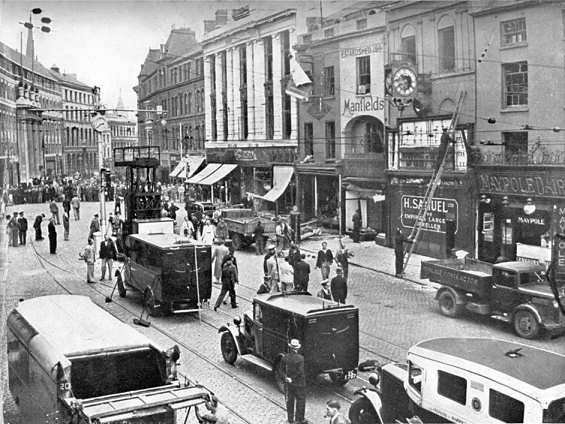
[392,67,417,97]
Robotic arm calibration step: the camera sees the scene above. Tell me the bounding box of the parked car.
[220,208,276,250]
[185,201,216,221]
[420,258,565,339]
[219,292,359,389]
[350,337,565,424]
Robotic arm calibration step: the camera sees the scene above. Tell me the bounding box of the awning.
[345,183,385,202]
[169,156,205,179]
[186,163,223,184]
[197,164,238,185]
[257,165,294,202]
[169,160,185,178]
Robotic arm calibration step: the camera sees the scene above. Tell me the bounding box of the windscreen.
[544,398,565,423]
[70,348,165,399]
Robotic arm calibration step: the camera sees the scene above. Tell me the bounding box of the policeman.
[283,339,308,424]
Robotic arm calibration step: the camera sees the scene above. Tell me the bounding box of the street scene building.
[3,2,565,424]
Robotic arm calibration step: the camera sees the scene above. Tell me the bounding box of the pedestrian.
[99,234,118,281]
[215,216,229,242]
[287,242,301,268]
[79,238,96,283]
[8,214,19,247]
[168,201,179,221]
[279,255,294,293]
[213,258,238,311]
[71,194,80,220]
[253,220,265,255]
[211,238,229,284]
[335,238,353,282]
[316,241,333,280]
[181,214,195,240]
[33,213,45,241]
[49,200,60,225]
[111,212,123,237]
[257,275,272,295]
[283,339,307,424]
[17,211,27,245]
[330,268,347,304]
[266,250,281,292]
[89,213,100,240]
[62,195,71,216]
[263,242,276,275]
[48,218,57,254]
[62,211,70,241]
[294,254,311,292]
[317,280,332,300]
[222,245,238,272]
[201,219,216,245]
[282,219,293,250]
[324,400,349,424]
[275,218,284,250]
[394,227,413,278]
[352,209,362,243]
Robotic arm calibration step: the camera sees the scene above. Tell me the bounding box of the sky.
[0,0,345,112]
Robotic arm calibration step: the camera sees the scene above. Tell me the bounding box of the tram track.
[27,240,282,423]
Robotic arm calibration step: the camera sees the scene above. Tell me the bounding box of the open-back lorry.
[420,257,565,339]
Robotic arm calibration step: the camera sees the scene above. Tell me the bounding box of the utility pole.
[92,86,107,237]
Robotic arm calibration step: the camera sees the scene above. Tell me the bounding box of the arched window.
[400,24,416,65]
[437,15,455,72]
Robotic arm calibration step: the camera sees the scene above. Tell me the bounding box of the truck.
[220,208,276,250]
[349,337,565,424]
[7,295,218,423]
[420,258,565,339]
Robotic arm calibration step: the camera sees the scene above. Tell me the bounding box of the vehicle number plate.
[346,370,357,380]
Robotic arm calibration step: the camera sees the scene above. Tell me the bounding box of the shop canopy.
[169,156,205,179]
[345,183,385,202]
[186,163,238,185]
[256,165,294,202]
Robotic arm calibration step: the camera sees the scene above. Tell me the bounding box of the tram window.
[489,389,524,423]
[408,361,422,393]
[438,370,467,405]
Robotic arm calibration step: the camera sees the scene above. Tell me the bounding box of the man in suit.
[99,234,118,281]
[330,267,347,304]
[294,254,311,292]
[17,211,28,245]
[316,241,333,280]
[283,339,308,424]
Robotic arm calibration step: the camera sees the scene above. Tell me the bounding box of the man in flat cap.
[324,400,349,424]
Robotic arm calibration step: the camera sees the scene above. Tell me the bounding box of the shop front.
[295,164,340,225]
[476,166,565,265]
[387,173,476,258]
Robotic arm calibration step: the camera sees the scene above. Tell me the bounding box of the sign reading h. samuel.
[401,195,458,233]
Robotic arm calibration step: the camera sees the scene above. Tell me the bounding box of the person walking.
[317,280,332,300]
[181,215,196,240]
[283,339,307,424]
[8,214,19,247]
[33,213,45,241]
[324,400,350,424]
[394,227,413,278]
[213,258,238,311]
[201,219,216,245]
[335,238,353,282]
[49,200,60,225]
[62,195,71,217]
[17,211,28,246]
[352,209,362,243]
[71,195,80,220]
[211,238,229,284]
[79,238,96,283]
[99,234,118,281]
[62,211,70,241]
[89,213,100,240]
[48,218,57,254]
[253,220,265,255]
[287,242,301,269]
[330,268,347,304]
[294,254,310,292]
[316,241,333,280]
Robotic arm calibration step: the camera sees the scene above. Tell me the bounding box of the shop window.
[483,212,494,242]
[503,132,528,164]
[323,66,335,97]
[325,121,336,159]
[501,18,527,46]
[438,26,455,72]
[489,389,524,423]
[356,56,371,94]
[304,123,314,156]
[437,370,467,405]
[502,61,528,106]
[366,121,384,153]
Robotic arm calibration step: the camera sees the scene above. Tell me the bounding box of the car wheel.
[144,289,160,317]
[438,290,462,318]
[220,332,238,365]
[273,358,286,393]
[329,372,348,386]
[116,273,126,298]
[349,397,381,424]
[513,309,540,339]
[231,233,243,250]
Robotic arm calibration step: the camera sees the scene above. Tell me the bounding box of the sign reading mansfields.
[343,95,385,116]
[479,171,565,198]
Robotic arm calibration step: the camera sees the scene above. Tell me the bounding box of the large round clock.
[392,67,417,97]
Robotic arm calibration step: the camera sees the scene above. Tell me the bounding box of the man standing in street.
[80,238,96,283]
[283,339,307,424]
[211,238,229,284]
[263,243,276,275]
[99,234,118,281]
[215,216,229,242]
[62,195,71,217]
[48,218,57,254]
[279,256,294,293]
[33,213,45,241]
[394,227,413,278]
[71,194,80,220]
[317,280,332,300]
[294,254,310,292]
[49,200,60,225]
[352,209,362,243]
[62,211,70,241]
[330,268,347,304]
[213,258,238,311]
[324,400,349,424]
[253,220,265,255]
[316,241,333,280]
[17,211,28,246]
[89,213,100,240]
[335,238,353,282]
[8,214,19,247]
